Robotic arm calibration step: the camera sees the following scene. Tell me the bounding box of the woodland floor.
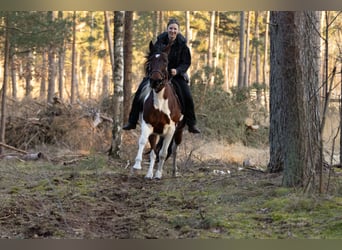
[1,98,342,239]
[1,128,342,239]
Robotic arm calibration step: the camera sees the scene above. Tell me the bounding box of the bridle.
[148,54,169,92]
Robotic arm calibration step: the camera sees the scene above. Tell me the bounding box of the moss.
[322,221,342,238]
[274,187,292,196]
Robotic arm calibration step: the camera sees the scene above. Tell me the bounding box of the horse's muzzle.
[150,78,164,91]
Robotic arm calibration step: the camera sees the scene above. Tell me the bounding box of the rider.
[123,18,200,134]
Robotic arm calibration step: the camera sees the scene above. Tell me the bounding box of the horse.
[132,41,185,179]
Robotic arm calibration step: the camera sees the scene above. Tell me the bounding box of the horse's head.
[146,41,170,92]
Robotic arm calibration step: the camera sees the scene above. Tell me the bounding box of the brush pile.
[4,97,113,153]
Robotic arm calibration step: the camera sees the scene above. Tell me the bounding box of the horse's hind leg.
[171,142,179,177]
[172,127,183,177]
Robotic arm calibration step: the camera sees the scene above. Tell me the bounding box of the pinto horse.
[132,41,185,179]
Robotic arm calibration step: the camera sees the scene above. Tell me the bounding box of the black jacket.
[155,32,191,79]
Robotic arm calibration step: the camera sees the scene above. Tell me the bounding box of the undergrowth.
[192,84,268,147]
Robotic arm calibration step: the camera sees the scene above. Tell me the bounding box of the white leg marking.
[154,126,175,179]
[145,150,156,179]
[133,122,152,170]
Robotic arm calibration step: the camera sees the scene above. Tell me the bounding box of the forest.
[0,11,342,239]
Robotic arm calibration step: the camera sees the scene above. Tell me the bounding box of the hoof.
[145,172,153,179]
[154,171,162,179]
[133,164,142,170]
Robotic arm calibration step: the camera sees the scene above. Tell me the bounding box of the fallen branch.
[0,142,28,154]
[21,152,43,160]
[1,152,43,161]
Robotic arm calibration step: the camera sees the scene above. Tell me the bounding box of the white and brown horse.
[132,41,185,179]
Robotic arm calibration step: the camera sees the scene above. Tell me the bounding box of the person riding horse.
[123,18,200,134]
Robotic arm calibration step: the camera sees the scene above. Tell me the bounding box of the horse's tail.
[139,79,151,102]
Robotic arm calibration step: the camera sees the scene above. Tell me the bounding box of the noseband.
[149,62,168,92]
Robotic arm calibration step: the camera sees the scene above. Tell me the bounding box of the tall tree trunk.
[185,11,191,78]
[104,11,115,79]
[123,11,133,124]
[88,12,94,100]
[40,50,47,100]
[10,53,17,99]
[208,11,215,69]
[71,11,77,104]
[109,11,124,158]
[0,13,10,154]
[57,11,65,100]
[254,11,261,102]
[25,51,33,97]
[214,13,220,83]
[224,41,229,91]
[268,11,322,191]
[244,11,250,88]
[263,11,270,111]
[58,48,65,100]
[47,46,56,103]
[237,11,245,89]
[47,11,57,103]
[340,57,342,165]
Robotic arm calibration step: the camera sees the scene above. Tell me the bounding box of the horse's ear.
[149,41,154,52]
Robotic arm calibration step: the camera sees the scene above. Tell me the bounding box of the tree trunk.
[224,41,229,91]
[47,11,57,103]
[58,11,65,101]
[340,57,342,165]
[208,11,215,69]
[263,11,270,111]
[104,11,115,79]
[47,47,56,103]
[237,11,245,89]
[268,11,322,191]
[244,11,250,88]
[0,13,10,154]
[109,11,124,158]
[254,11,261,102]
[25,51,33,97]
[88,12,94,100]
[10,53,17,99]
[40,50,47,99]
[185,11,191,78]
[71,11,77,104]
[123,11,133,124]
[58,48,65,100]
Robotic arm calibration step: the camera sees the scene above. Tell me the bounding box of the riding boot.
[123,78,149,130]
[172,77,200,134]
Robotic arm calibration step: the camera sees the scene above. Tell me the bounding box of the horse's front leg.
[154,130,174,179]
[145,134,158,179]
[133,123,152,171]
[145,149,156,179]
